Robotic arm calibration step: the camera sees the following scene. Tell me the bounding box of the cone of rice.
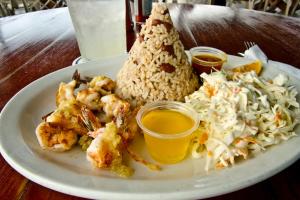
[116,3,199,105]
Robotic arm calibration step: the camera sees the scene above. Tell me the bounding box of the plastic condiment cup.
[136,101,200,164]
[190,46,227,75]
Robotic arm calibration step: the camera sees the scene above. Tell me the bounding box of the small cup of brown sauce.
[190,47,227,75]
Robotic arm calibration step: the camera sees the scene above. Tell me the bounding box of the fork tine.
[246,41,251,49]
[244,41,249,49]
[247,41,252,49]
[244,41,256,49]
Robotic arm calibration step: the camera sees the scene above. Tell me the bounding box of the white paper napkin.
[243,45,268,65]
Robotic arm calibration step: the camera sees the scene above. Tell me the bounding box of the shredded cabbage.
[185,71,299,170]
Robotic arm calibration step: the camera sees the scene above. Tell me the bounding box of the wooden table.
[0,4,300,200]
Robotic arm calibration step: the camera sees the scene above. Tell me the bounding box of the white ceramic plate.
[0,54,299,200]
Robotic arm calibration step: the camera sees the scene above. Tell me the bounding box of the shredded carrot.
[203,83,216,98]
[207,151,213,157]
[274,112,282,126]
[198,132,208,144]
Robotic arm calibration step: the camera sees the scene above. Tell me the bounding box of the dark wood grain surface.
[0,4,299,200]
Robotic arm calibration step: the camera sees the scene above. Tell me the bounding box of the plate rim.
[0,54,299,199]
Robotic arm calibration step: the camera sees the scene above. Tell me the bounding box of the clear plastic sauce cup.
[190,46,227,75]
[136,101,199,164]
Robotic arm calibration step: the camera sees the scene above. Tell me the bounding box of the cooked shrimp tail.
[80,106,102,132]
[72,70,92,88]
[42,111,54,121]
[126,147,161,171]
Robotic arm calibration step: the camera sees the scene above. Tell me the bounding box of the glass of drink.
[67,0,127,62]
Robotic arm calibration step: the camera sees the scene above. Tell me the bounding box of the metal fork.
[244,41,256,50]
[238,41,256,56]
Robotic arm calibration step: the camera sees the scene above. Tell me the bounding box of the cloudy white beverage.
[67,0,126,61]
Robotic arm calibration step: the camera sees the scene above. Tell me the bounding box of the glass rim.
[136,101,200,139]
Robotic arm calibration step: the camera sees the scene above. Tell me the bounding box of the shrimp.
[81,105,158,175]
[86,122,133,177]
[76,88,102,111]
[75,75,116,111]
[118,107,140,143]
[86,122,121,168]
[80,105,136,142]
[101,94,131,120]
[101,94,131,128]
[88,76,116,95]
[56,80,77,106]
[35,122,78,151]
[80,108,133,177]
[46,100,87,135]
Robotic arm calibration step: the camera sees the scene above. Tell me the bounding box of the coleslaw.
[185,71,300,171]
